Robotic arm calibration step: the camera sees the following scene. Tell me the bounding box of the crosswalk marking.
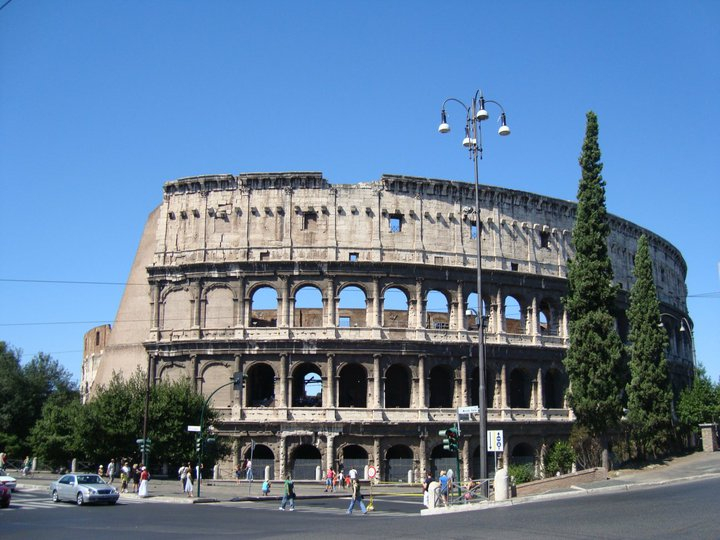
[7,492,146,510]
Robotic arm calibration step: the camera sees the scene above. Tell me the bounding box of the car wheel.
[76,493,84,506]
[52,490,59,503]
[1,500,9,509]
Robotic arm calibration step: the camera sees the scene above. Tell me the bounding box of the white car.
[50,473,119,505]
[0,469,17,492]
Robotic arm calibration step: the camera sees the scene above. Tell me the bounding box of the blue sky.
[1,0,718,383]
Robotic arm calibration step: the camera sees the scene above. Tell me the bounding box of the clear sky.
[1,0,718,384]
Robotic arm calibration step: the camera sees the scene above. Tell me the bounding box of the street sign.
[187,425,201,432]
[457,406,479,415]
[487,430,504,452]
[367,465,377,479]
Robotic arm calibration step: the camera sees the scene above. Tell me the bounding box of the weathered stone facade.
[86,172,694,481]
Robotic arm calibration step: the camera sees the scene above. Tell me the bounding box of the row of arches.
[159,281,564,337]
[241,442,538,481]
[242,360,567,410]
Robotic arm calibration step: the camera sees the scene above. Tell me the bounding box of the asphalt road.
[2,477,719,539]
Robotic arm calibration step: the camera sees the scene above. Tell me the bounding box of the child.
[262,479,271,496]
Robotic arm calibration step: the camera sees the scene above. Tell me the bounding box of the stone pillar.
[531,296,539,337]
[325,353,335,409]
[234,354,243,418]
[373,354,382,408]
[373,437,381,472]
[235,278,245,328]
[150,284,161,330]
[191,355,199,393]
[372,278,382,327]
[193,281,202,328]
[279,353,288,410]
[700,424,719,452]
[536,367,544,418]
[418,354,426,409]
[279,435,287,479]
[419,436,427,478]
[457,281,466,331]
[460,356,468,407]
[326,434,337,471]
[500,363,508,409]
[280,276,290,328]
[462,436,471,481]
[326,278,336,327]
[415,278,425,329]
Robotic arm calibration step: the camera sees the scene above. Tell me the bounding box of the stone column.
[530,296,539,337]
[325,353,335,409]
[280,276,290,327]
[193,281,202,328]
[457,281,466,330]
[325,278,336,327]
[419,436,427,478]
[415,278,424,329]
[191,355,199,393]
[236,278,246,328]
[373,354,382,408]
[279,353,288,409]
[460,356,468,407]
[234,354,243,418]
[500,363,508,409]
[373,437,381,471]
[326,434,337,471]
[418,354,426,409]
[150,284,161,330]
[279,434,287,479]
[462,436,471,481]
[496,289,505,335]
[536,367,544,418]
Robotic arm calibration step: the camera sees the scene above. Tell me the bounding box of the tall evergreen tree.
[626,234,674,458]
[563,111,625,469]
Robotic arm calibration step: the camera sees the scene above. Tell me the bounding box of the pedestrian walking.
[138,466,150,498]
[422,471,433,508]
[346,478,367,515]
[279,474,295,511]
[178,463,189,492]
[121,462,130,493]
[22,456,31,477]
[184,467,193,497]
[235,464,242,485]
[107,459,116,484]
[439,470,449,506]
[337,467,345,490]
[246,459,253,482]
[262,479,271,496]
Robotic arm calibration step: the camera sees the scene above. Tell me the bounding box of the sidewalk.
[421,451,720,516]
[17,451,720,510]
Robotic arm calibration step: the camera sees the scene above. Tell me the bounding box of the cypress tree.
[563,111,625,469]
[626,234,674,459]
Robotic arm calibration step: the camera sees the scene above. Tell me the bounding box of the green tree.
[28,390,84,469]
[677,365,720,439]
[625,235,674,459]
[0,342,26,457]
[563,112,626,470]
[544,440,576,477]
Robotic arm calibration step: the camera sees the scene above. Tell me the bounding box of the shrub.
[545,440,576,476]
[508,462,535,484]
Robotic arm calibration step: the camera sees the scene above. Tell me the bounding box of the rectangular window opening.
[349,252,359,262]
[389,214,403,233]
[540,230,550,249]
[339,316,351,327]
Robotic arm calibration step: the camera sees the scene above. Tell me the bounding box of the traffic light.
[232,371,247,391]
[440,427,459,452]
[195,436,204,454]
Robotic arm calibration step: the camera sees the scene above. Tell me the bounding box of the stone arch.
[509,368,532,408]
[430,445,455,479]
[245,362,276,407]
[426,289,451,330]
[337,284,368,328]
[537,298,560,336]
[382,286,409,328]
[290,444,322,480]
[242,444,275,480]
[340,444,369,476]
[429,364,454,408]
[250,285,278,327]
[471,445,497,478]
[294,284,324,327]
[510,442,536,466]
[384,363,411,408]
[543,368,565,409]
[161,288,193,330]
[198,362,233,407]
[204,285,234,328]
[504,294,524,334]
[385,444,414,482]
[157,363,189,384]
[338,363,367,408]
[470,366,496,408]
[291,362,322,407]
[465,291,490,330]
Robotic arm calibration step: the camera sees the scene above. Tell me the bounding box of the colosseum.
[83,171,694,482]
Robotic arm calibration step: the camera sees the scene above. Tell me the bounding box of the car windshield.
[77,475,104,484]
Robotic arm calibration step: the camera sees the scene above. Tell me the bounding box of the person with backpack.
[279,474,295,511]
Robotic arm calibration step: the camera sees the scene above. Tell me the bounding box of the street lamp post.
[438,90,510,495]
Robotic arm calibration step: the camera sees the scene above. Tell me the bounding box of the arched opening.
[430,445,455,479]
[341,444,368,477]
[538,300,555,336]
[292,362,322,407]
[294,285,323,327]
[338,285,367,328]
[385,445,413,482]
[504,295,523,334]
[243,444,275,480]
[162,289,192,330]
[543,369,565,409]
[250,286,278,327]
[338,363,367,408]
[471,445,497,478]
[470,367,495,408]
[510,442,536,466]
[245,363,275,407]
[509,368,531,408]
[204,286,234,328]
[429,365,454,408]
[383,287,409,328]
[426,289,450,329]
[384,364,411,408]
[465,292,488,330]
[291,444,322,480]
